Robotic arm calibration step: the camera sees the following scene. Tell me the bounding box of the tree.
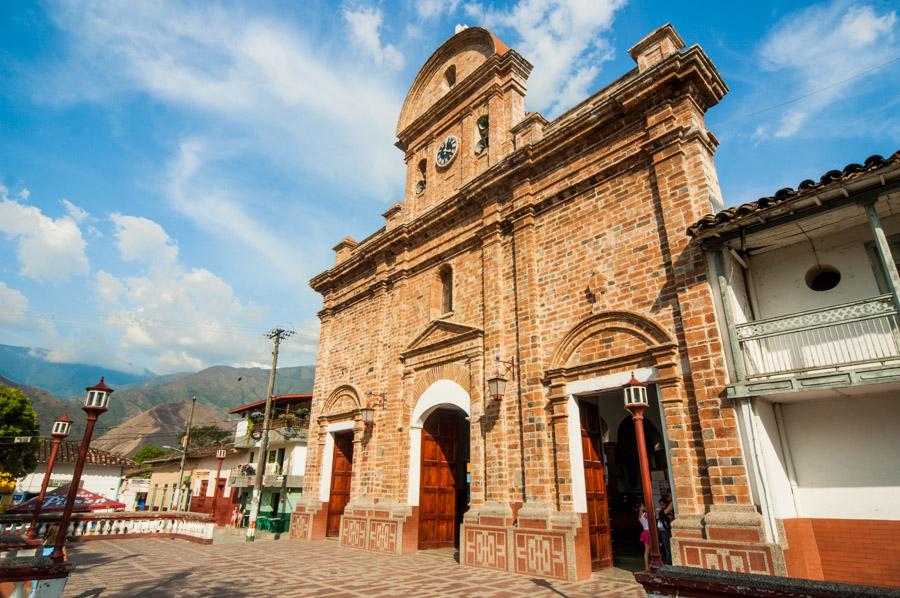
[132,444,169,463]
[188,425,231,448]
[0,386,40,478]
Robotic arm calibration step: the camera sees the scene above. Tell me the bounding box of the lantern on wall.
[487,356,515,402]
[360,404,376,426]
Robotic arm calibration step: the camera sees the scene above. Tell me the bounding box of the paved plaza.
[63,536,645,598]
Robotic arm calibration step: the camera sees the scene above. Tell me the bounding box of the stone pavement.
[63,537,645,598]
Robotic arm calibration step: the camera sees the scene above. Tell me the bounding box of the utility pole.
[246,328,294,542]
[173,396,196,512]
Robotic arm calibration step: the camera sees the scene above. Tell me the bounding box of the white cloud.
[60,198,87,223]
[96,214,268,372]
[164,138,312,293]
[46,1,405,199]
[416,0,461,20]
[757,2,898,139]
[88,211,320,373]
[343,5,404,70]
[465,0,626,117]
[110,213,179,266]
[0,190,89,283]
[0,283,28,324]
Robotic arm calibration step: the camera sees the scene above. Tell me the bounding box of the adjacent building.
[293,24,776,581]
[15,441,131,503]
[688,150,900,587]
[229,393,311,531]
[144,446,243,521]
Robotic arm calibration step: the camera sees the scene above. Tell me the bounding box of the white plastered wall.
[747,216,900,320]
[17,464,122,500]
[318,420,355,502]
[288,446,307,477]
[756,392,900,521]
[407,379,471,506]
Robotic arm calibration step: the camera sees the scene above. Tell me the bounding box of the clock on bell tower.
[395,26,532,218]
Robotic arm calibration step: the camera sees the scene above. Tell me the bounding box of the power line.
[712,54,900,130]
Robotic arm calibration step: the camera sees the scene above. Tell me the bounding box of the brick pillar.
[300,310,333,504]
[349,416,366,501]
[510,208,553,506]
[645,95,752,507]
[479,215,510,508]
[547,380,573,511]
[644,94,777,573]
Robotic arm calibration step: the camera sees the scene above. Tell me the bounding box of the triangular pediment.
[403,319,483,357]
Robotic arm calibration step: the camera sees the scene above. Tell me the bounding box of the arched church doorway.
[418,407,470,549]
[577,385,671,570]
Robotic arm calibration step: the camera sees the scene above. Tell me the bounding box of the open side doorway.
[577,385,671,571]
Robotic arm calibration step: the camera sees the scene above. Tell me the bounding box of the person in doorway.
[638,502,651,571]
[660,491,674,563]
[229,505,241,528]
[657,498,672,564]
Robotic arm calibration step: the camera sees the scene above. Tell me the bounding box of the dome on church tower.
[396,26,510,138]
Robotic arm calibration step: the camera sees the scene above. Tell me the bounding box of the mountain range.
[0,344,315,455]
[0,344,152,399]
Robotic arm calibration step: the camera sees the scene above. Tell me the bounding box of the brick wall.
[300,24,770,579]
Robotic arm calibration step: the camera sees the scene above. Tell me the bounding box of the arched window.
[416,158,427,195]
[444,65,457,90]
[440,266,453,314]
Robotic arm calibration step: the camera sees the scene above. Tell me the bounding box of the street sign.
[13,436,32,443]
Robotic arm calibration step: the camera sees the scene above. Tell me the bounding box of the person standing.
[658,497,673,564]
[638,502,651,571]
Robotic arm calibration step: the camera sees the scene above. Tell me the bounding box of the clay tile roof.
[687,150,900,238]
[38,440,134,467]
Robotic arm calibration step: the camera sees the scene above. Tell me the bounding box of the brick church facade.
[291,24,782,580]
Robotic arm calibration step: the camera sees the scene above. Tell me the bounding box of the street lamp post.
[210,446,227,525]
[51,378,113,560]
[623,372,663,570]
[26,415,72,539]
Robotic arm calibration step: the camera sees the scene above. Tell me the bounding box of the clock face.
[435,135,459,168]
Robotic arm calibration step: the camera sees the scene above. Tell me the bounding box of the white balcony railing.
[735,294,900,378]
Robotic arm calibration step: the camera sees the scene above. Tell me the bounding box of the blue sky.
[0,0,897,375]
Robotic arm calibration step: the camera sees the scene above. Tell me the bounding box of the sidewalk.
[63,537,645,597]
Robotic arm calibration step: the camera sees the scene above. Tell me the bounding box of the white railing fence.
[736,294,900,377]
[0,512,214,545]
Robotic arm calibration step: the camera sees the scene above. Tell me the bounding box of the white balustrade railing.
[0,511,214,546]
[735,294,900,378]
[1,512,212,598]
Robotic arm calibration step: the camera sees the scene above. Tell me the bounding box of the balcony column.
[710,248,746,381]
[865,201,900,312]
